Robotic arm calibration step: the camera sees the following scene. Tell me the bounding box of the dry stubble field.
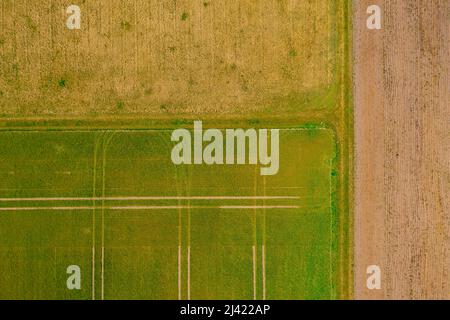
[1,0,338,117]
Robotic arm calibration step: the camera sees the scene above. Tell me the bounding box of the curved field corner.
[0,0,353,300]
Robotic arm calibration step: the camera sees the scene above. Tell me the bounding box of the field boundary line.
[220,205,298,209]
[92,246,95,300]
[262,178,267,300]
[252,167,257,300]
[0,127,332,132]
[178,245,181,300]
[101,246,105,300]
[0,205,300,211]
[101,131,116,300]
[91,131,104,300]
[187,246,190,300]
[0,196,300,201]
[329,159,333,298]
[252,246,257,300]
[262,245,266,300]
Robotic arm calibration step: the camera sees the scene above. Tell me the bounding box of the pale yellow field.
[0,0,337,116]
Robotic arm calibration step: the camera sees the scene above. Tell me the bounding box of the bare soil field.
[354,0,449,299]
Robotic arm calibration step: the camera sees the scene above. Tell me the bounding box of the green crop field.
[0,127,338,299]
